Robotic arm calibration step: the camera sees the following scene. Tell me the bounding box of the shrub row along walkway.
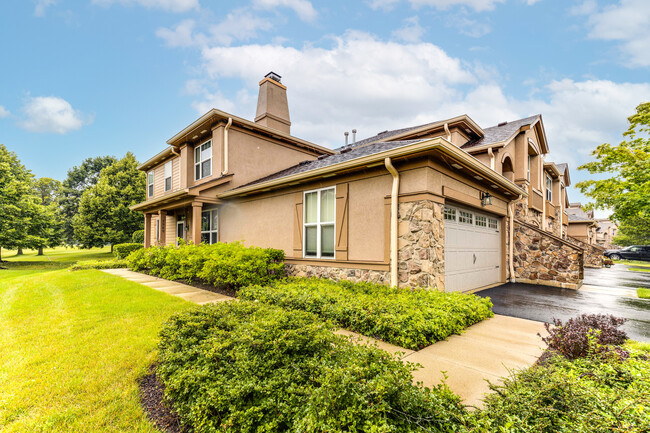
[104,269,546,408]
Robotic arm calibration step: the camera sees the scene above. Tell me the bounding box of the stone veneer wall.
[397,200,445,289]
[513,219,584,289]
[567,236,605,268]
[286,264,390,284]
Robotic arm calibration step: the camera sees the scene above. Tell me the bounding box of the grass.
[638,288,650,299]
[614,259,650,268]
[0,247,114,271]
[0,251,193,432]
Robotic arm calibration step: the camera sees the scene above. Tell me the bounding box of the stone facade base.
[285,263,390,285]
[567,236,605,268]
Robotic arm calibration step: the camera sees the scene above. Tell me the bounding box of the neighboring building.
[132,72,586,292]
[566,203,606,267]
[595,219,618,249]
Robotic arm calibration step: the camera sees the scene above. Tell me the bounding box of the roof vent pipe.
[352,129,357,144]
[344,131,349,146]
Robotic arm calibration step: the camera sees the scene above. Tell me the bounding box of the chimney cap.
[265,71,282,83]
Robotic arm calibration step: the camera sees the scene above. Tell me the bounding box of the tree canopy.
[61,155,117,245]
[73,153,145,250]
[577,102,650,245]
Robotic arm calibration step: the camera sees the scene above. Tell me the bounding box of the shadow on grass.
[0,261,74,271]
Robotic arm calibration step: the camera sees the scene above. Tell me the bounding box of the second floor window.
[527,155,532,181]
[546,175,552,201]
[304,187,335,259]
[147,171,154,197]
[164,161,172,192]
[195,140,212,181]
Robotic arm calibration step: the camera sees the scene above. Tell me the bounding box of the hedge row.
[126,242,285,289]
[69,259,128,271]
[113,243,143,259]
[158,301,468,433]
[239,278,493,350]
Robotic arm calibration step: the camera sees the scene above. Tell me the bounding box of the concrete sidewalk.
[101,268,234,304]
[103,269,545,407]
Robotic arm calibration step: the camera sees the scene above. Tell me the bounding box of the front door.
[176,221,185,245]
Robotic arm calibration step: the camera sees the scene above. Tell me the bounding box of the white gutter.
[385,157,400,288]
[222,117,232,175]
[487,146,495,170]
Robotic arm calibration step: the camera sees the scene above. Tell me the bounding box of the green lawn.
[0,255,192,431]
[638,288,650,299]
[614,259,650,268]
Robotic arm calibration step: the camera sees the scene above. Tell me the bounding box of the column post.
[192,202,203,245]
[158,210,167,246]
[144,213,152,248]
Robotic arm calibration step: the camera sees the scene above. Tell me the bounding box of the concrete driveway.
[476,265,650,342]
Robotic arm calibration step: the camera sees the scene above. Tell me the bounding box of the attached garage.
[444,204,503,292]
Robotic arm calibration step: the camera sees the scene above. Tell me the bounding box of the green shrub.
[113,243,144,259]
[126,242,285,289]
[131,230,145,243]
[471,346,650,432]
[239,278,493,350]
[69,259,128,271]
[158,301,468,433]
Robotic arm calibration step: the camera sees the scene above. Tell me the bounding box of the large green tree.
[0,145,34,261]
[577,102,650,245]
[73,153,145,251]
[32,177,65,255]
[61,155,117,245]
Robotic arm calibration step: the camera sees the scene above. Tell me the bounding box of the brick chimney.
[255,72,291,134]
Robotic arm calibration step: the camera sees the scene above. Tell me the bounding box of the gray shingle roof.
[335,121,441,151]
[235,139,424,189]
[462,115,540,149]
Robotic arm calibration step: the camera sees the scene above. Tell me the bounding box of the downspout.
[509,195,521,282]
[222,117,232,175]
[385,157,400,288]
[487,147,495,171]
[171,146,180,158]
[444,123,451,142]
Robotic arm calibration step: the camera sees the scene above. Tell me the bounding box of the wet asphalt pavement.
[476,264,650,342]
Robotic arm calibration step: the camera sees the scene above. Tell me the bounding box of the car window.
[622,246,632,251]
[630,247,641,252]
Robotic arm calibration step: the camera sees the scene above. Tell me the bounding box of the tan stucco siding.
[347,175,391,262]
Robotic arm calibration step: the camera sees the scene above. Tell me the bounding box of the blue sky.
[1,0,649,215]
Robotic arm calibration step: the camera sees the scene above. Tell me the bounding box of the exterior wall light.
[481,192,492,207]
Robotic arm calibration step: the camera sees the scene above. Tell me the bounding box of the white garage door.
[444,204,502,292]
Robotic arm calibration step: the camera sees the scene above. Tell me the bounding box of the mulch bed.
[139,365,186,433]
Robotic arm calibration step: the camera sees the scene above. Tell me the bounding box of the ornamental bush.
[541,314,628,360]
[113,243,144,259]
[157,301,468,433]
[126,242,285,290]
[239,278,493,350]
[69,259,128,271]
[131,229,145,243]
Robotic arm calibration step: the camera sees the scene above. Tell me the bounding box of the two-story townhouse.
[595,219,618,249]
[565,202,606,267]
[132,72,586,291]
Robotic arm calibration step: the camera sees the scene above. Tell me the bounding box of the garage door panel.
[444,205,501,292]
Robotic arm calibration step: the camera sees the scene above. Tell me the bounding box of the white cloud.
[252,0,317,21]
[578,0,650,67]
[157,10,273,47]
[449,15,492,37]
[408,0,504,11]
[0,106,10,118]
[19,96,91,134]
[392,16,425,43]
[34,0,55,17]
[91,0,199,13]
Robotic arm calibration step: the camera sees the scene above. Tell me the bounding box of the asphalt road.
[477,267,650,342]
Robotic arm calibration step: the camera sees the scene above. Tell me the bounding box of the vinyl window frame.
[164,161,172,192]
[303,186,336,259]
[546,175,553,202]
[147,171,154,197]
[194,140,212,181]
[200,209,218,245]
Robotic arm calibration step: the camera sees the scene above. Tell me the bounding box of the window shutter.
[293,192,303,257]
[335,183,349,260]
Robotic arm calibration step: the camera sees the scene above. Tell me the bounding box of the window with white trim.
[156,219,160,243]
[546,175,552,201]
[194,140,212,181]
[201,209,218,244]
[459,210,473,225]
[476,215,487,227]
[488,218,498,230]
[147,171,154,197]
[444,207,456,221]
[527,155,532,181]
[164,161,172,192]
[303,187,335,258]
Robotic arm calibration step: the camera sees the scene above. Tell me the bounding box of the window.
[194,140,212,181]
[459,210,473,225]
[476,215,487,227]
[546,175,552,201]
[488,218,498,229]
[444,207,456,221]
[527,155,532,181]
[164,161,172,192]
[201,209,218,244]
[147,171,154,197]
[303,187,335,258]
[155,219,159,243]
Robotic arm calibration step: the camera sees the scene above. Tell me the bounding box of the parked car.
[604,245,650,261]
